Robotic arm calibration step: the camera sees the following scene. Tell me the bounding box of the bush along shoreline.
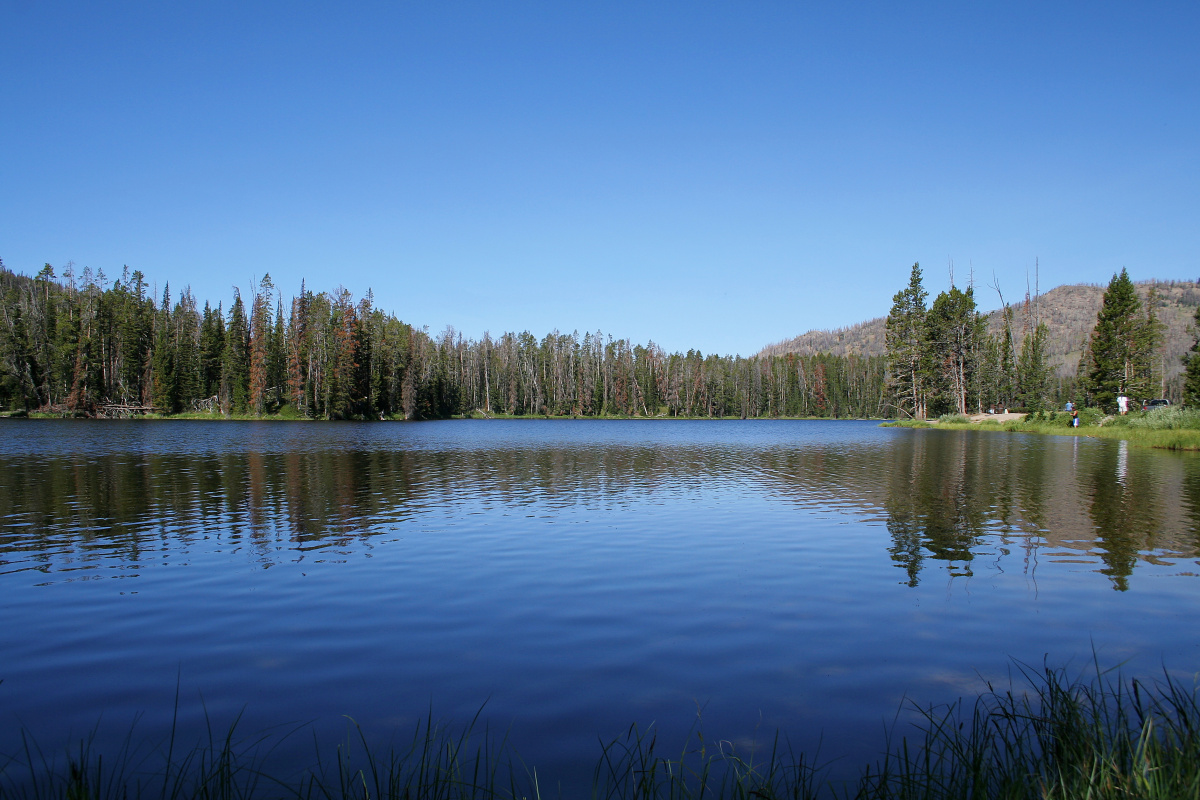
[3,661,1198,799]
[884,406,1200,451]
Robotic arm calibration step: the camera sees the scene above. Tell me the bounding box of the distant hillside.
[761,280,1200,382]
[760,317,889,360]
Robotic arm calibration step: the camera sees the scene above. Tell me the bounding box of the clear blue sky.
[2,2,1197,356]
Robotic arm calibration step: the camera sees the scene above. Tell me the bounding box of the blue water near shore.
[1,419,1198,792]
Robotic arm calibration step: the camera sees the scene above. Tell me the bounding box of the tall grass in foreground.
[855,661,1200,800]
[2,662,1198,799]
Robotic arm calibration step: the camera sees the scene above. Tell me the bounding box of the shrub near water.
[1126,406,1200,430]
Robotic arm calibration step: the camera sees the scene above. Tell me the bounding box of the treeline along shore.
[0,261,886,420]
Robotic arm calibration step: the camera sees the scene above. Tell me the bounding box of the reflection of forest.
[0,446,719,574]
[1,431,1198,588]
[738,431,1200,589]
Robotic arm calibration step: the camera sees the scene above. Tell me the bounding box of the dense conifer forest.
[0,261,888,419]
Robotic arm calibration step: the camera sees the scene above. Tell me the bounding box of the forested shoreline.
[882,263,1200,418]
[0,261,887,420]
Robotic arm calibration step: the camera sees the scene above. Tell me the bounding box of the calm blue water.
[1,419,1198,792]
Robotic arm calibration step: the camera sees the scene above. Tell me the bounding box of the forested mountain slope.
[762,280,1200,381]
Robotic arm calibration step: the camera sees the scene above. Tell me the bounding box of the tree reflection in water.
[1,423,1197,590]
[881,430,1197,590]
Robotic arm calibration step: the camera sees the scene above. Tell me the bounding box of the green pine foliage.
[1183,305,1200,407]
[925,285,984,416]
[198,301,225,403]
[1017,323,1052,412]
[884,263,929,419]
[221,292,250,414]
[1084,268,1161,411]
[994,304,1017,408]
[150,284,176,412]
[883,265,1056,417]
[0,262,890,420]
[172,289,201,409]
[248,275,275,414]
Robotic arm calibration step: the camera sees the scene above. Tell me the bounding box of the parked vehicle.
[1142,398,1170,410]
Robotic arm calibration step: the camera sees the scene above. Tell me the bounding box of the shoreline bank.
[883,410,1200,451]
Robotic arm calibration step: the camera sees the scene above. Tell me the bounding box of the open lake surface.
[2,419,1199,792]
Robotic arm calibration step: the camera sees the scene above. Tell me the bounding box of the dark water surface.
[2,419,1199,790]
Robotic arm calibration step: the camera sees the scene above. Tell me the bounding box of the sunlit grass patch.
[887,407,1200,450]
[1126,406,1200,431]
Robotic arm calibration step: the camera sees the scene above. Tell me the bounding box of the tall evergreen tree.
[1183,305,1200,407]
[29,264,62,406]
[221,292,250,413]
[925,285,982,416]
[287,285,310,415]
[248,275,274,414]
[0,266,34,409]
[150,284,176,411]
[173,288,201,409]
[1140,284,1166,398]
[993,304,1017,409]
[351,293,375,417]
[269,298,287,410]
[885,263,929,419]
[1085,269,1157,411]
[53,267,82,406]
[66,273,101,412]
[199,302,225,401]
[1017,323,1051,412]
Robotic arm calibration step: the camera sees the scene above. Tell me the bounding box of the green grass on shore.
[884,407,1200,451]
[4,662,1198,799]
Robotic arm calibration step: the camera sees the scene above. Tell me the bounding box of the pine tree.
[0,271,34,410]
[150,284,176,411]
[1183,305,1200,407]
[248,275,274,414]
[66,273,101,413]
[1139,284,1166,399]
[269,298,286,410]
[1085,269,1158,411]
[173,289,201,409]
[53,267,81,406]
[287,285,310,415]
[1017,323,1051,412]
[221,292,250,413]
[199,302,225,401]
[925,285,982,416]
[30,264,61,406]
[327,288,356,418]
[995,304,1016,408]
[884,263,928,419]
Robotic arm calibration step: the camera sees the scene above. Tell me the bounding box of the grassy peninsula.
[885,406,1200,451]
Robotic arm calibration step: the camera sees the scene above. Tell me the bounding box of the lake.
[1,419,1198,794]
